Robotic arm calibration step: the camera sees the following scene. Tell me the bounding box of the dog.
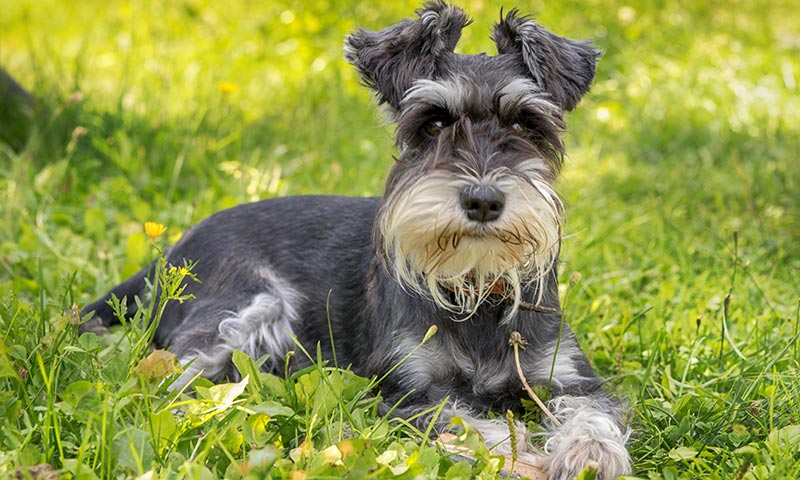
[80,2,631,478]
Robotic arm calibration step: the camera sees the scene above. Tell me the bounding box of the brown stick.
[509,331,561,427]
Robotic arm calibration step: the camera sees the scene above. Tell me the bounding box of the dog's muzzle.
[378,161,562,318]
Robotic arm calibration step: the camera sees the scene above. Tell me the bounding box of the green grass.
[1,0,799,478]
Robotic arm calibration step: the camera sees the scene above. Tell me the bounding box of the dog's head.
[345,1,600,317]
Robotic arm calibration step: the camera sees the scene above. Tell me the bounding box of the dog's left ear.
[345,1,471,113]
[492,9,601,111]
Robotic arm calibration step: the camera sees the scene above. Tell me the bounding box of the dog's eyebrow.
[402,79,469,115]
[496,79,559,117]
[403,78,559,120]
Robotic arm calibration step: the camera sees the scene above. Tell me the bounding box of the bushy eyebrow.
[495,78,559,118]
[402,79,469,116]
[402,77,560,121]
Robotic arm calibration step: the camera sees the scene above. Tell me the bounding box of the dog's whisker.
[437,231,449,251]
[452,229,462,250]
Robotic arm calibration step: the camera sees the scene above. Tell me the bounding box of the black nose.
[460,185,505,222]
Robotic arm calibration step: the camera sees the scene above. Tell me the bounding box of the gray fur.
[542,395,632,479]
[344,0,471,112]
[491,8,601,111]
[81,3,628,478]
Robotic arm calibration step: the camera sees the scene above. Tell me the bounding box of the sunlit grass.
[1,0,799,478]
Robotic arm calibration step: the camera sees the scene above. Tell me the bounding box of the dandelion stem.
[509,331,561,427]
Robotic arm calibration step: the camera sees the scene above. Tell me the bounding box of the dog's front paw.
[77,316,109,336]
[540,399,631,480]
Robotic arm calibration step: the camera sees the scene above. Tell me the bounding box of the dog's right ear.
[344,1,471,113]
[492,9,601,111]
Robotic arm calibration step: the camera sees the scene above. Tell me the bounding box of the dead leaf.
[132,349,181,381]
[14,463,59,480]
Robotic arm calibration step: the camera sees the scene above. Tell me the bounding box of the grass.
[1,0,799,478]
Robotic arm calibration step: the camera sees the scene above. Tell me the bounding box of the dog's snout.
[460,185,505,222]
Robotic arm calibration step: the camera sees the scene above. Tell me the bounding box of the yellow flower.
[144,222,167,240]
[217,81,239,94]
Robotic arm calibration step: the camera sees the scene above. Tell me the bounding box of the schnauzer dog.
[80,2,631,478]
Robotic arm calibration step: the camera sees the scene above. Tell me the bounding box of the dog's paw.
[539,406,631,480]
[77,316,109,336]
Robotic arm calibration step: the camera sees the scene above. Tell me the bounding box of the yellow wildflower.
[144,222,167,240]
[217,81,239,94]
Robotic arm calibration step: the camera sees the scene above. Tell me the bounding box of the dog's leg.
[381,386,629,479]
[167,278,303,391]
[539,393,630,480]
[379,393,541,464]
[527,334,631,480]
[445,404,541,464]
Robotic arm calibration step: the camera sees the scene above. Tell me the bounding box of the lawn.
[1,0,798,478]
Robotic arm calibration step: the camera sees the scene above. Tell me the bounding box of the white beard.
[379,159,562,320]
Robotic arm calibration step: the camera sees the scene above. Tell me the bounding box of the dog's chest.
[392,330,519,398]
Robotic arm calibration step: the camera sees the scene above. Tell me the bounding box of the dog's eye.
[424,119,445,137]
[511,122,525,133]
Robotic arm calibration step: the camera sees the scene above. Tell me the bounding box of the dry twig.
[509,331,561,427]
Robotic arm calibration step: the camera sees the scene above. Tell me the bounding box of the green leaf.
[221,427,244,454]
[189,375,250,426]
[245,447,279,473]
[113,427,155,473]
[260,372,287,399]
[244,413,272,446]
[734,444,759,455]
[668,446,698,461]
[0,352,16,379]
[151,409,178,450]
[294,369,340,417]
[249,400,295,417]
[0,335,19,379]
[767,424,800,450]
[445,460,473,480]
[62,459,101,480]
[206,375,249,409]
[338,368,371,399]
[414,444,441,472]
[574,461,600,480]
[0,391,20,423]
[366,418,389,440]
[231,349,264,391]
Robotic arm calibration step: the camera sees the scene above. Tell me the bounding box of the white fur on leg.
[540,395,631,480]
[170,355,202,392]
[453,406,539,464]
[168,269,302,392]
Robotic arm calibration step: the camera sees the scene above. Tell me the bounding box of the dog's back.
[82,196,380,378]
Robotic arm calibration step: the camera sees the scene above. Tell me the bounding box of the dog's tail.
[78,264,153,335]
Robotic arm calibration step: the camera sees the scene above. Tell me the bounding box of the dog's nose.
[460,185,505,222]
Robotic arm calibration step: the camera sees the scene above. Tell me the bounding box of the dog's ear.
[492,9,601,111]
[344,1,471,112]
